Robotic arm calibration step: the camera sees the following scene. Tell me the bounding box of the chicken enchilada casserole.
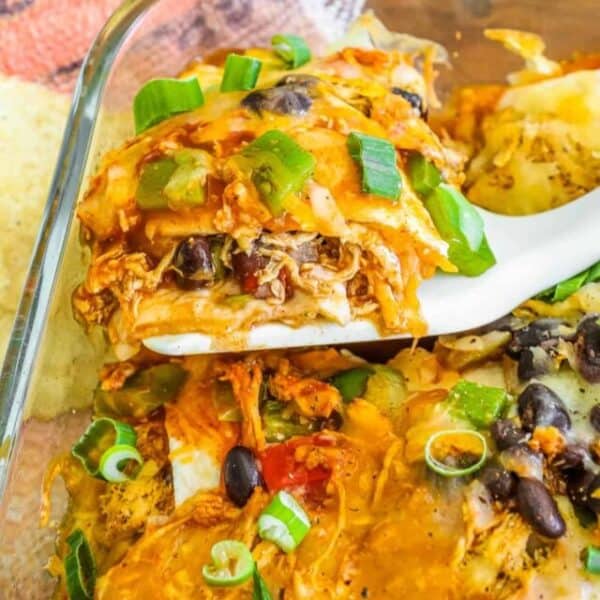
[45,310,600,599]
[41,14,600,600]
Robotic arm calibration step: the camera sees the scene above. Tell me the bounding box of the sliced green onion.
[202,540,254,586]
[424,429,487,477]
[253,567,272,600]
[407,153,442,196]
[584,546,600,574]
[133,78,204,134]
[347,131,402,201]
[64,529,96,600]
[424,183,496,276]
[72,418,141,482]
[258,491,311,553]
[98,444,143,483]
[446,380,507,428]
[237,129,316,216]
[136,158,178,210]
[271,34,311,68]
[329,366,374,403]
[221,54,262,92]
[536,259,600,303]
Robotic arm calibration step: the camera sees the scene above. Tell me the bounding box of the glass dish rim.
[0,0,162,504]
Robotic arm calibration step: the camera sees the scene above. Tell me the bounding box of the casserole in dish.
[2,1,600,598]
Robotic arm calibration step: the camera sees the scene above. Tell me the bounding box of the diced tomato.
[259,435,333,492]
[240,272,260,294]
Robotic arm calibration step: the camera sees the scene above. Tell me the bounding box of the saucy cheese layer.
[46,303,600,599]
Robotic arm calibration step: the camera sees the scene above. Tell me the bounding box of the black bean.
[390,87,426,117]
[172,236,214,289]
[517,347,552,381]
[575,315,600,383]
[223,446,263,507]
[566,469,596,509]
[590,405,600,432]
[242,85,312,116]
[518,382,571,432]
[506,318,565,356]
[551,445,587,472]
[173,236,212,275]
[479,465,517,500]
[491,419,528,450]
[516,478,566,538]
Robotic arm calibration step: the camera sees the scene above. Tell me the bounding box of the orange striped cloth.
[0,0,363,92]
[0,0,121,91]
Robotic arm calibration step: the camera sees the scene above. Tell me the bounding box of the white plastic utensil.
[144,188,600,355]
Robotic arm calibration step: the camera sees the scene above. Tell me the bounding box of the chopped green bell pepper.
[262,400,320,443]
[446,379,507,428]
[407,153,442,196]
[136,158,178,210]
[237,130,316,216]
[424,183,496,276]
[329,367,374,403]
[94,364,187,418]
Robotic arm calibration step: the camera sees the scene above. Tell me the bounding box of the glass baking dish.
[1,0,598,596]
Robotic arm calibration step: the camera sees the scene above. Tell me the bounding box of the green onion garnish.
[220,54,262,92]
[329,366,374,403]
[584,546,600,574]
[253,567,272,600]
[258,491,311,553]
[71,418,143,483]
[237,129,316,216]
[202,540,254,586]
[347,131,402,201]
[271,34,311,68]
[407,153,442,196]
[424,429,487,477]
[98,444,143,483]
[446,380,508,429]
[133,78,204,134]
[536,259,600,303]
[64,529,96,600]
[424,183,496,276]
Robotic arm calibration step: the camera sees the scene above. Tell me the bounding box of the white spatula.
[144,188,600,356]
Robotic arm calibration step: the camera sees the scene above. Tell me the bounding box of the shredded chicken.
[269,360,342,418]
[217,359,266,450]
